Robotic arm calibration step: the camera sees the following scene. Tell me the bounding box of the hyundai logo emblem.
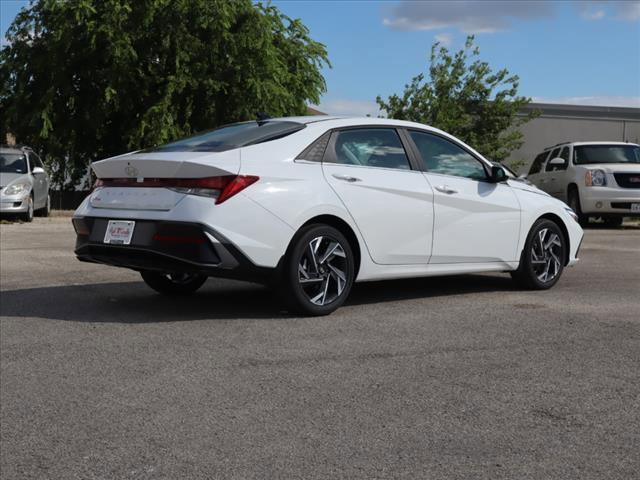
[125,166,139,177]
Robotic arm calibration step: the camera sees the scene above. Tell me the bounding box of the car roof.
[542,141,639,151]
[0,144,32,154]
[268,115,444,130]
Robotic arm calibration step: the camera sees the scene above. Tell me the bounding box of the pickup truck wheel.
[603,217,623,227]
[568,189,588,226]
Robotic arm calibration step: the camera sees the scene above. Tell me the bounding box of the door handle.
[332,174,361,183]
[434,185,458,194]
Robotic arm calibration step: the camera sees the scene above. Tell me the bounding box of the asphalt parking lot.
[1,217,639,479]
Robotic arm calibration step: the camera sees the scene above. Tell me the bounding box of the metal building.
[507,103,640,174]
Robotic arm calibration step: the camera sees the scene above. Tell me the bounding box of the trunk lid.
[89,150,240,211]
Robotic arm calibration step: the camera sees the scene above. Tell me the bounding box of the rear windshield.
[0,153,28,174]
[574,145,640,165]
[144,121,306,153]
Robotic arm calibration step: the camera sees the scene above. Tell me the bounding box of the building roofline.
[520,102,640,121]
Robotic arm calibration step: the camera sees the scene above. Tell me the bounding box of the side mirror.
[489,165,508,183]
[31,167,45,174]
[547,157,565,170]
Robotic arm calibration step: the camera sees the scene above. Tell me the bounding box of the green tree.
[0,0,329,188]
[377,36,536,163]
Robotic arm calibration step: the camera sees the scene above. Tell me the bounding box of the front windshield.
[574,145,640,165]
[0,153,28,174]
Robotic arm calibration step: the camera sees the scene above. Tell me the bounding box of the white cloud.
[532,96,640,108]
[383,1,553,34]
[313,99,381,117]
[581,8,606,20]
[383,0,639,33]
[435,32,453,47]
[578,1,640,21]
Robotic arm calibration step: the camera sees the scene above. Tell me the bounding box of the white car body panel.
[424,172,521,264]
[74,116,584,286]
[92,150,241,179]
[323,164,434,264]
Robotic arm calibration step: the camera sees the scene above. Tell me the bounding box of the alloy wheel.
[165,273,199,284]
[298,236,348,306]
[530,228,562,283]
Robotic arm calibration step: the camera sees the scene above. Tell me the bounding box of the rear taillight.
[93,175,259,204]
[216,175,260,204]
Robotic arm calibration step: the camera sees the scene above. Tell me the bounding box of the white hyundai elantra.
[73,116,583,315]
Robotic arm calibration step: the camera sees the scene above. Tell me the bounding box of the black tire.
[511,218,566,290]
[140,271,207,295]
[568,188,588,226]
[35,194,50,217]
[280,224,355,316]
[20,195,34,222]
[603,217,623,227]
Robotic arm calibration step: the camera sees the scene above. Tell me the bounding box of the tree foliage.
[377,36,536,163]
[0,0,329,188]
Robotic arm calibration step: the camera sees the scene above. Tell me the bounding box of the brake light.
[93,175,259,204]
[216,175,259,204]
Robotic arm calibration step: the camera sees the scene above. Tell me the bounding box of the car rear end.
[72,121,304,283]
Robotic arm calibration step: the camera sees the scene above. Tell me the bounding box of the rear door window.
[326,128,412,170]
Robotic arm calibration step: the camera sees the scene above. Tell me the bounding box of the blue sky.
[2,0,639,115]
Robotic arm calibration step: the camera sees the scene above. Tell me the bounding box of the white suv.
[527,142,640,226]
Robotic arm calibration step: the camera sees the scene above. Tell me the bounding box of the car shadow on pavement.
[0,273,516,323]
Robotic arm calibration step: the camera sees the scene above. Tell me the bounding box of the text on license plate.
[104,220,135,245]
[631,203,640,212]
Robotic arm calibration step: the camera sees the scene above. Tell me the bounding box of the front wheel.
[20,196,34,222]
[511,219,566,290]
[140,271,207,295]
[280,224,355,316]
[36,194,51,217]
[568,189,587,226]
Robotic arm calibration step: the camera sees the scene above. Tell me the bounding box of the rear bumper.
[73,217,278,283]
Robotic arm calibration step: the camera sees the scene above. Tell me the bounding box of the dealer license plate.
[631,203,640,212]
[104,220,135,245]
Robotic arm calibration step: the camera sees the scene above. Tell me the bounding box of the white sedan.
[73,116,584,315]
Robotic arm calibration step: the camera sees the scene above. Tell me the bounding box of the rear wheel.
[140,271,207,295]
[511,219,566,290]
[568,188,587,226]
[280,224,355,316]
